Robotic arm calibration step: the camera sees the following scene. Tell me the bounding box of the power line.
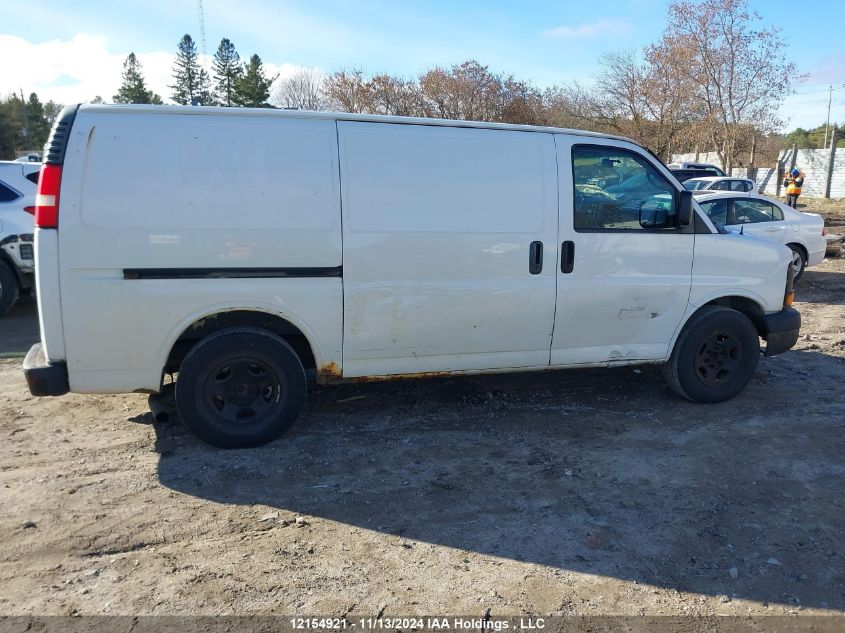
[792,86,842,96]
[784,97,837,105]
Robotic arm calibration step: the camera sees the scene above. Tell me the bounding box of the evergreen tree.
[113,53,163,104]
[170,34,213,105]
[233,54,277,107]
[24,93,50,150]
[0,97,24,159]
[212,38,242,106]
[0,93,61,159]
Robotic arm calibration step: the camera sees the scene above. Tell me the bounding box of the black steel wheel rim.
[198,355,285,427]
[694,331,742,387]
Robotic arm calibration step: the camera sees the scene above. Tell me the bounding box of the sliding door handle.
[529,241,543,274]
[561,241,575,273]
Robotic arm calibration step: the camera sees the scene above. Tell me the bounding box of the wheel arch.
[785,241,808,261]
[702,296,767,336]
[160,305,325,383]
[681,296,767,342]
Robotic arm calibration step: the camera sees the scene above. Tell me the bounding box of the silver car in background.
[685,176,757,194]
[696,191,825,280]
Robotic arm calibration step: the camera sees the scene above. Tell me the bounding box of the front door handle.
[561,241,575,273]
[529,241,543,274]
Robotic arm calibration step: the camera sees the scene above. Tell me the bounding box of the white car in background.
[684,176,756,194]
[667,161,726,176]
[0,160,39,315]
[696,192,825,280]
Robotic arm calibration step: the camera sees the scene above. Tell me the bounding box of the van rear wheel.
[662,306,759,403]
[175,327,307,448]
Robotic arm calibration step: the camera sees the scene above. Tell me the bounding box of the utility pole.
[822,85,833,149]
[824,127,837,199]
[197,0,208,68]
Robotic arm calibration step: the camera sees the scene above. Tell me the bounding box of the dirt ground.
[1,222,844,620]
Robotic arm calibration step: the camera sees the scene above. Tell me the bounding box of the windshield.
[684,179,710,190]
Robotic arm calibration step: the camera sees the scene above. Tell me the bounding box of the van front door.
[551,138,694,365]
[338,122,558,378]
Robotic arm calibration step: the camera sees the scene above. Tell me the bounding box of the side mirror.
[676,189,693,227]
[639,197,673,229]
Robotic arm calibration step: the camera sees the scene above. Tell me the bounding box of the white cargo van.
[24,104,800,448]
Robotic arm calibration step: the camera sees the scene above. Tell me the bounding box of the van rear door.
[338,122,558,377]
[552,137,694,364]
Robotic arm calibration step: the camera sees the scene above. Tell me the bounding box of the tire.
[0,261,20,317]
[175,327,307,448]
[662,306,760,403]
[787,244,806,282]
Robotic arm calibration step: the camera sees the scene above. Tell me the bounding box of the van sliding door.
[338,122,558,377]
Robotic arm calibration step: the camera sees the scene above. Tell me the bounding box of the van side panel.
[58,110,342,392]
[689,233,788,313]
[338,121,558,377]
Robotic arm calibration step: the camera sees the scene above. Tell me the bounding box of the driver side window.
[572,145,677,231]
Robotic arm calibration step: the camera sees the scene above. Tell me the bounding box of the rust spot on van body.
[343,371,457,384]
[317,363,458,385]
[318,362,342,382]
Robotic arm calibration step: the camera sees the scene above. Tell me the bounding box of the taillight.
[24,206,35,215]
[822,227,827,236]
[35,164,62,228]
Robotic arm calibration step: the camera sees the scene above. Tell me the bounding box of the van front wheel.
[662,306,760,403]
[175,327,307,448]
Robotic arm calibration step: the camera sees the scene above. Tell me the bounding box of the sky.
[2,0,843,132]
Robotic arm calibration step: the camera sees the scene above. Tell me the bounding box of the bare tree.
[499,78,544,125]
[590,48,697,161]
[272,69,326,110]
[419,61,504,121]
[321,62,545,124]
[323,69,371,113]
[367,75,423,116]
[543,84,604,131]
[660,0,800,170]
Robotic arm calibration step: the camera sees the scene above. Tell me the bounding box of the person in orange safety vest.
[783,168,804,208]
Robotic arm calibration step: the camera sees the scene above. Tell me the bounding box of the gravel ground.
[1,247,844,621]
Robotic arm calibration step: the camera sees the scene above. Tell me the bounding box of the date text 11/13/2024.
[290,617,547,630]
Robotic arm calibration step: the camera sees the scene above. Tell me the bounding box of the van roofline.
[75,103,637,145]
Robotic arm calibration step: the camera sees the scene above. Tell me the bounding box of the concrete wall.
[671,148,844,198]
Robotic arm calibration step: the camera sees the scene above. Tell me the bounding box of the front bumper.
[760,307,801,357]
[23,343,69,396]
